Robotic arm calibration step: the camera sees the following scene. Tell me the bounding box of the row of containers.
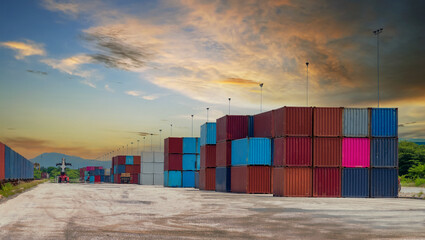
[163,137,200,187]
[0,141,34,181]
[111,155,141,184]
[165,107,399,197]
[79,166,111,183]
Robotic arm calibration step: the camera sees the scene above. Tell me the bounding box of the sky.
[0,0,424,160]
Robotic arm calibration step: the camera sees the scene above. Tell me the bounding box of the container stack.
[111,156,141,184]
[140,152,164,185]
[182,137,200,188]
[199,123,216,190]
[0,141,34,182]
[80,166,105,183]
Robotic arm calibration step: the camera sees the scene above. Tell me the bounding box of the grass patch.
[0,180,48,198]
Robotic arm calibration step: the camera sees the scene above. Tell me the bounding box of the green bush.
[415,178,425,187]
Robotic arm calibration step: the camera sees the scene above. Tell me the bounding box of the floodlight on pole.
[306,61,309,106]
[206,108,210,122]
[143,138,145,152]
[259,83,264,112]
[159,129,162,152]
[137,140,140,155]
[131,142,133,155]
[126,144,128,155]
[191,115,194,137]
[170,124,173,136]
[228,98,231,115]
[150,134,153,152]
[373,27,383,108]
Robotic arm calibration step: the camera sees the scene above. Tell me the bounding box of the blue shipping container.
[194,171,199,189]
[343,108,369,137]
[200,123,216,146]
[371,108,398,137]
[182,171,195,188]
[4,146,10,179]
[371,168,398,198]
[371,138,398,167]
[115,165,126,174]
[231,138,271,166]
[197,138,201,154]
[101,176,105,182]
[182,154,196,170]
[164,171,168,187]
[168,171,182,187]
[215,167,231,192]
[89,176,95,182]
[183,138,198,154]
[126,156,134,165]
[196,155,200,170]
[342,168,369,197]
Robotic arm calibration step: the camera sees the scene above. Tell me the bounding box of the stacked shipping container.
[139,152,164,185]
[199,123,216,190]
[111,156,141,184]
[0,141,34,181]
[79,166,110,183]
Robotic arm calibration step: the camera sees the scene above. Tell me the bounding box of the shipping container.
[313,137,342,167]
[342,138,370,167]
[279,137,312,167]
[154,173,163,185]
[216,141,231,167]
[199,168,205,190]
[116,156,126,165]
[343,108,369,137]
[133,156,141,165]
[95,175,101,183]
[253,111,273,138]
[371,108,398,137]
[195,171,199,189]
[205,168,216,191]
[167,154,182,171]
[168,171,182,187]
[371,168,398,198]
[248,116,254,137]
[196,155,200,170]
[215,167,231,192]
[130,174,139,184]
[200,145,216,168]
[140,173,154,185]
[273,107,313,137]
[313,107,343,137]
[272,167,285,197]
[125,165,141,174]
[231,166,271,194]
[165,138,183,154]
[115,165,126,174]
[200,123,216,146]
[182,171,195,188]
[216,115,249,142]
[273,137,285,167]
[164,171,168,187]
[0,142,4,180]
[284,167,312,197]
[313,167,341,197]
[342,168,369,197]
[182,154,197,170]
[371,138,398,167]
[125,156,134,165]
[183,138,198,154]
[231,138,271,166]
[164,154,169,171]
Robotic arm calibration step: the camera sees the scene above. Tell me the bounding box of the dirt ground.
[0,183,424,240]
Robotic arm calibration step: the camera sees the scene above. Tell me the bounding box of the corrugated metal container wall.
[215,167,231,192]
[163,171,168,187]
[196,155,200,170]
[164,154,169,171]
[200,145,216,168]
[272,167,285,197]
[253,111,273,138]
[117,156,126,165]
[371,168,398,198]
[342,168,369,197]
[231,166,271,193]
[371,138,398,167]
[4,146,10,179]
[273,137,285,167]
[313,137,341,167]
[313,167,341,197]
[134,156,141,165]
[343,108,369,137]
[284,167,312,197]
[200,123,216,146]
[231,138,271,166]
[1,143,5,180]
[285,107,313,137]
[199,168,205,190]
[313,107,343,137]
[285,137,312,166]
[248,116,255,137]
[125,156,134,165]
[182,171,195,188]
[216,115,249,142]
[182,154,196,170]
[216,141,231,167]
[183,138,198,154]
[165,138,183,154]
[342,138,370,167]
[371,108,398,137]
[272,107,285,138]
[168,171,182,187]
[168,154,182,170]
[205,168,216,191]
[194,171,199,189]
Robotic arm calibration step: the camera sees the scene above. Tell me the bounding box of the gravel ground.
[0,182,424,240]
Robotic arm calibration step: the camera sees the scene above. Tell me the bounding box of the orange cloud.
[216,78,259,87]
[0,40,45,59]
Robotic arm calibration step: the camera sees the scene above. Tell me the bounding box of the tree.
[398,141,425,176]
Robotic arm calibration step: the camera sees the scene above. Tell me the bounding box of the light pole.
[159,129,162,152]
[206,107,209,122]
[170,124,173,136]
[228,98,231,115]
[137,140,140,155]
[259,83,264,112]
[131,142,133,155]
[150,133,153,152]
[126,144,128,155]
[306,62,309,106]
[191,115,194,137]
[373,28,383,108]
[143,137,146,152]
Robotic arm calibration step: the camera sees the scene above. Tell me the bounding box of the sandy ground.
[0,183,424,240]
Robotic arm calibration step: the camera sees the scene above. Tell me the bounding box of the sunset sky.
[0,0,424,159]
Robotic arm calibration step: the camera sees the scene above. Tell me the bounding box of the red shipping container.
[133,156,141,165]
[313,167,341,197]
[273,137,285,167]
[313,137,342,167]
[313,107,343,137]
[205,168,216,191]
[164,137,183,154]
[201,145,216,168]
[95,175,101,182]
[273,107,313,137]
[231,166,271,194]
[253,111,273,138]
[115,174,120,184]
[125,165,141,174]
[168,154,182,171]
[131,174,139,184]
[284,167,312,197]
[216,115,249,142]
[117,156,126,165]
[0,142,5,180]
[272,167,285,197]
[283,137,312,166]
[216,141,231,167]
[199,168,206,190]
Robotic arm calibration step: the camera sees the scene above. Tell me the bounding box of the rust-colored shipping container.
[117,156,126,165]
[313,107,343,137]
[0,142,5,180]
[125,165,141,174]
[216,141,231,167]
[199,168,206,190]
[216,115,249,142]
[201,145,216,168]
[253,111,273,138]
[130,174,139,184]
[285,137,312,166]
[164,137,183,154]
[272,167,285,196]
[273,107,313,137]
[205,168,216,191]
[133,156,141,165]
[231,166,271,194]
[273,137,285,167]
[284,167,312,197]
[167,154,182,171]
[313,137,342,167]
[114,174,120,183]
[313,167,341,197]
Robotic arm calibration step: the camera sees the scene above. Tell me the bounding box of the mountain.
[30,152,111,169]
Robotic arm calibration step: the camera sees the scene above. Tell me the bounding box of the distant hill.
[30,152,111,169]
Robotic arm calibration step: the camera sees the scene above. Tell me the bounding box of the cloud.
[216,78,259,87]
[27,69,48,75]
[0,40,46,59]
[41,0,80,16]
[40,54,98,80]
[142,94,160,101]
[125,90,143,97]
[104,84,114,92]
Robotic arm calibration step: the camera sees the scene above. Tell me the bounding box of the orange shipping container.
[231,166,271,194]
[313,107,343,137]
[133,156,141,165]
[284,167,312,197]
[272,167,285,197]
[313,137,342,167]
[205,168,216,191]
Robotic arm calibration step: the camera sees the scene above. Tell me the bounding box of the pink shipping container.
[253,111,273,138]
[216,141,231,167]
[277,137,312,166]
[216,115,249,142]
[313,167,341,197]
[342,138,370,167]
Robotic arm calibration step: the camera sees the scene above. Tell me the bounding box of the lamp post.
[143,137,145,152]
[131,142,133,155]
[150,133,153,152]
[170,124,173,136]
[159,129,162,152]
[228,98,231,115]
[259,83,264,112]
[137,140,140,155]
[206,108,209,122]
[306,62,309,106]
[373,28,383,108]
[191,115,194,137]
